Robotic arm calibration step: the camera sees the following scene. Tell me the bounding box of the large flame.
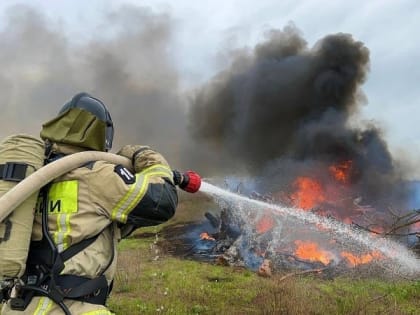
[340,250,382,267]
[290,177,325,210]
[289,160,360,222]
[294,240,333,265]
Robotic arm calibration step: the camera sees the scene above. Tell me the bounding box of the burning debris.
[156,25,420,278]
[159,177,419,279]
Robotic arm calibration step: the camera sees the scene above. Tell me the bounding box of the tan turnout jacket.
[2,145,177,315]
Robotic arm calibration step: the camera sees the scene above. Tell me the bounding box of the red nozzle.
[181,170,201,193]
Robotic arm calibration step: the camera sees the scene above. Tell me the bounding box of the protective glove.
[117,144,170,173]
[172,170,201,193]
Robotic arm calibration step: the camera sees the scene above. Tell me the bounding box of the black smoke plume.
[189,24,408,207]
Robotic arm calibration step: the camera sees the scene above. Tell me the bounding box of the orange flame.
[294,240,333,265]
[329,160,352,183]
[340,250,382,267]
[256,212,275,234]
[290,177,325,210]
[200,232,215,241]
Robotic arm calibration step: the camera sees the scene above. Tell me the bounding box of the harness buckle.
[1,162,28,182]
[8,279,33,311]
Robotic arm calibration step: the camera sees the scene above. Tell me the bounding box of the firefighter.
[1,92,196,314]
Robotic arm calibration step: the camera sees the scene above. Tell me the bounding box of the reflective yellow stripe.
[120,168,173,221]
[140,164,173,178]
[111,164,172,222]
[112,173,149,222]
[120,172,151,221]
[34,297,53,315]
[48,180,78,252]
[111,174,141,221]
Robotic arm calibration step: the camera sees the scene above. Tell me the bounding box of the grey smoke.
[0,5,411,208]
[0,4,188,168]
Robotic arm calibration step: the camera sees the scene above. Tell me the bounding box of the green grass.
[110,239,259,315]
[106,234,420,315]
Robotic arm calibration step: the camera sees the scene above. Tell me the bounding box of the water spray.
[199,181,420,277]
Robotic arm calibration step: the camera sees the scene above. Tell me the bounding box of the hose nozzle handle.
[172,170,201,193]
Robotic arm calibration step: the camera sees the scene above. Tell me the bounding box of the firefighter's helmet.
[41,92,114,151]
[60,93,114,150]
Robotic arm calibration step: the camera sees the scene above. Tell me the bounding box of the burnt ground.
[147,220,417,281]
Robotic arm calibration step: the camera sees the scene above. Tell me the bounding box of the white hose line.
[0,151,132,223]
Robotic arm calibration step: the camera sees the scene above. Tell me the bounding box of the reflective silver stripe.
[55,213,70,252]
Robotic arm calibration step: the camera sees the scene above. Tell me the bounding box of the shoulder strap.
[60,233,100,262]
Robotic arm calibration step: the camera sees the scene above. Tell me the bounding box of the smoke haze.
[0,4,188,168]
[0,5,413,208]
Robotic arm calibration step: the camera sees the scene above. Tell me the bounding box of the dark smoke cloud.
[189,24,409,206]
[0,4,188,168]
[190,24,370,169]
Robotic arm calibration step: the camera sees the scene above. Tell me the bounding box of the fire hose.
[0,151,201,223]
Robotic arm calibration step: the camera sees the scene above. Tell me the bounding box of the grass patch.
[106,232,419,315]
[110,247,259,314]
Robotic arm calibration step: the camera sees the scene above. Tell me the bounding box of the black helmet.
[59,92,114,151]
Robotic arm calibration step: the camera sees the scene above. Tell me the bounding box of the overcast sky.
[0,0,419,175]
